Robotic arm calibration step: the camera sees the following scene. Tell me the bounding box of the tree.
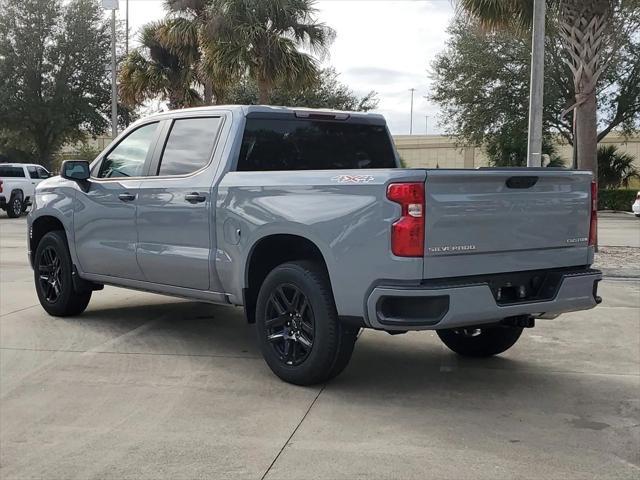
[158,0,223,104]
[207,0,334,103]
[597,145,639,188]
[227,68,379,111]
[119,21,202,110]
[0,0,112,168]
[455,0,638,179]
[429,14,640,166]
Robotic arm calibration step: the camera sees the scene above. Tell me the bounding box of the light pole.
[526,0,545,167]
[102,0,119,138]
[125,0,129,56]
[409,88,416,135]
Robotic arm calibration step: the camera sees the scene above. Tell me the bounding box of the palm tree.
[206,0,335,104]
[457,0,615,180]
[597,144,639,188]
[119,21,201,110]
[157,0,227,104]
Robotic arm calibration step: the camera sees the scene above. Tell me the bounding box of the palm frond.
[456,0,541,31]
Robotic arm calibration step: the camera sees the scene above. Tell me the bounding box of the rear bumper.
[366,268,602,331]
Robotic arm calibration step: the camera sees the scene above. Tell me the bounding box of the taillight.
[387,182,425,257]
[589,180,597,246]
[0,180,3,193]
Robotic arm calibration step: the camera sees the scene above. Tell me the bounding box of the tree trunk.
[575,90,598,178]
[34,137,53,171]
[559,0,610,183]
[203,80,213,105]
[257,77,271,104]
[168,90,181,110]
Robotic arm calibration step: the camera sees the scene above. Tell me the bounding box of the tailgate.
[423,169,593,279]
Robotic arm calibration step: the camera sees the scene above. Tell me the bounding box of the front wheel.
[255,261,358,386]
[437,326,523,357]
[34,231,91,316]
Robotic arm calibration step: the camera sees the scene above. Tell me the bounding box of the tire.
[255,260,358,386]
[6,193,23,218]
[437,325,523,357]
[34,230,91,316]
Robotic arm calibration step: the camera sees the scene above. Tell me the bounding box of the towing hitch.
[501,315,535,328]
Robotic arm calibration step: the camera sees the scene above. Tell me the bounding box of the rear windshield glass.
[0,166,25,177]
[237,118,396,171]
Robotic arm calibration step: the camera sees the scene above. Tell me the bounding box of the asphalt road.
[1,215,638,479]
[598,212,640,248]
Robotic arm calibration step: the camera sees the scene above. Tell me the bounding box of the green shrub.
[598,189,637,211]
[598,145,639,189]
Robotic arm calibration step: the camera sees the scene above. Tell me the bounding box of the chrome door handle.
[185,192,206,204]
[118,192,136,202]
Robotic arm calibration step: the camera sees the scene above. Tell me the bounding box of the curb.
[598,210,637,216]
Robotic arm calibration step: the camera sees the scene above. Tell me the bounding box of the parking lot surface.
[1,215,639,479]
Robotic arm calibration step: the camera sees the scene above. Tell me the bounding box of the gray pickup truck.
[27,105,602,385]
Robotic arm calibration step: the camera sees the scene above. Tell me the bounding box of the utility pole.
[409,88,416,135]
[526,0,545,167]
[111,8,118,138]
[102,1,119,138]
[125,0,129,56]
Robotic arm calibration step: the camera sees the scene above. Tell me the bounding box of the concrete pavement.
[1,214,638,479]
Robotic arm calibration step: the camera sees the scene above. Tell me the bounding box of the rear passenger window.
[0,166,25,177]
[157,117,222,176]
[237,118,397,171]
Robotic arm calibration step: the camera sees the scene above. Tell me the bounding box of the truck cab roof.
[143,105,386,124]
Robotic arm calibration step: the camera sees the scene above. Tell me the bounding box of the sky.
[114,0,455,135]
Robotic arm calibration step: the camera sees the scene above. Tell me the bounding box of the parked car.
[27,106,602,385]
[633,191,640,217]
[0,163,51,217]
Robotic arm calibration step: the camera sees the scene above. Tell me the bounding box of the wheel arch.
[30,215,68,265]
[243,234,330,324]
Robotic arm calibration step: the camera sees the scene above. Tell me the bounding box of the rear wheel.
[6,194,23,218]
[437,326,523,357]
[255,261,358,385]
[34,231,91,316]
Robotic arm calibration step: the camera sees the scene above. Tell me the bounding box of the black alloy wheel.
[38,246,63,303]
[34,230,92,316]
[255,261,358,385]
[265,284,315,366]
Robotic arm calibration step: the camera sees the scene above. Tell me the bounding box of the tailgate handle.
[506,176,538,189]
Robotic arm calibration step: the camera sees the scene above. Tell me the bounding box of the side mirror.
[61,160,90,181]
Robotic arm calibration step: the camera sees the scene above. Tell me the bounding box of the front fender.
[28,177,78,266]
